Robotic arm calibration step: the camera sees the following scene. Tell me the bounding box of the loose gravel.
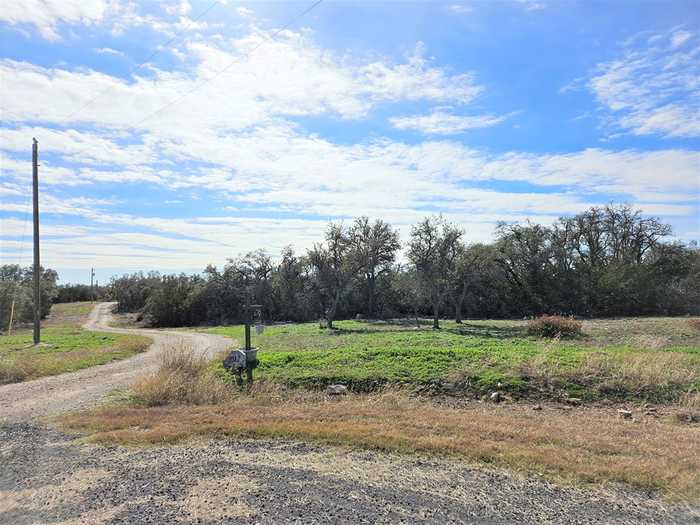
[1,423,697,525]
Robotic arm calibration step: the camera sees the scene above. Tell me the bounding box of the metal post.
[244,313,252,351]
[32,138,40,345]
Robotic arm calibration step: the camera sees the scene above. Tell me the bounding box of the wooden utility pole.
[90,268,95,300]
[32,138,40,345]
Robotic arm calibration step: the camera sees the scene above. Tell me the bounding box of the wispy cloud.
[0,0,121,40]
[0,34,485,133]
[94,47,124,56]
[389,110,511,134]
[446,4,472,14]
[515,0,546,11]
[588,28,700,138]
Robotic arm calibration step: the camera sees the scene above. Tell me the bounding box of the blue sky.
[0,0,698,284]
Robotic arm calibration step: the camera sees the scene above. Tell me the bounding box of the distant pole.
[32,138,40,345]
[7,298,15,334]
[90,268,95,300]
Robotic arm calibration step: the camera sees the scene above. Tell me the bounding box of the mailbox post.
[223,303,262,389]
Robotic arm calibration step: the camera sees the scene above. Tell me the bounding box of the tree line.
[106,205,699,328]
[0,265,58,331]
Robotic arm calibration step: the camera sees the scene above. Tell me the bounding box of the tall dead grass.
[132,345,233,406]
[519,350,699,400]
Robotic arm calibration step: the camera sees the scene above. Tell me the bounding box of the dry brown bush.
[527,315,582,338]
[132,345,233,406]
[687,318,700,331]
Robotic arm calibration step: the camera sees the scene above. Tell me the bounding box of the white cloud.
[588,28,700,138]
[670,30,693,48]
[447,4,472,14]
[236,7,255,18]
[165,1,192,16]
[94,47,124,56]
[0,0,120,40]
[390,110,510,134]
[515,0,546,11]
[0,32,484,134]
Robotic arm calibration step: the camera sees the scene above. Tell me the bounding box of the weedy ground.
[197,317,700,403]
[57,316,700,501]
[0,302,151,384]
[59,346,700,501]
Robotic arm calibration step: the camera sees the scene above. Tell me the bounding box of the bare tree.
[307,223,359,329]
[407,215,463,329]
[449,243,491,323]
[349,217,401,318]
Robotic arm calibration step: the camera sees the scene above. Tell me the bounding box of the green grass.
[201,318,700,403]
[0,303,151,384]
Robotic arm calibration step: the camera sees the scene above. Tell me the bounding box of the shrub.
[687,318,700,331]
[527,315,582,338]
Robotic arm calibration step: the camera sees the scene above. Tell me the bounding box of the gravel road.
[0,302,232,422]
[0,303,697,524]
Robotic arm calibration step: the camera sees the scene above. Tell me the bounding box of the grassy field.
[59,319,700,500]
[61,350,700,500]
[0,302,151,384]
[201,317,700,403]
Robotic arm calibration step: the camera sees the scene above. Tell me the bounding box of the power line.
[0,184,33,265]
[1,158,34,334]
[62,0,223,123]
[128,0,324,130]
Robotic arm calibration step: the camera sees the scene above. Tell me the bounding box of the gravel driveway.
[0,303,697,524]
[0,302,232,422]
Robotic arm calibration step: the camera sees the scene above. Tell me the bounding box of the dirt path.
[0,302,233,422]
[0,304,697,524]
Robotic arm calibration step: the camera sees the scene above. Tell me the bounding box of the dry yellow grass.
[519,349,699,400]
[131,345,233,406]
[60,384,700,501]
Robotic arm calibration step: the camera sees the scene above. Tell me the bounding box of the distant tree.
[227,250,275,319]
[56,283,103,303]
[494,221,556,315]
[392,265,424,327]
[0,264,58,331]
[272,246,314,322]
[307,223,360,329]
[110,272,161,313]
[349,217,401,318]
[407,215,463,329]
[449,243,493,323]
[560,204,672,315]
[143,274,206,326]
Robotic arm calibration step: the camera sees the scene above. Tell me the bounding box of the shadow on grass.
[332,319,528,340]
[447,323,528,339]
